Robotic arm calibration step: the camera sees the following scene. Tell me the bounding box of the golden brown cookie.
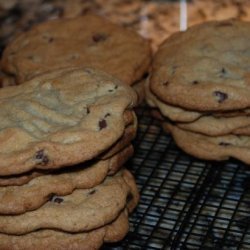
[150,20,250,111]
[1,14,151,86]
[0,67,137,176]
[0,169,139,235]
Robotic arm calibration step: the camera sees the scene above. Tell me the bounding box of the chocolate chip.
[192,80,199,84]
[83,106,90,115]
[163,81,169,86]
[219,142,231,146]
[48,193,56,201]
[126,193,133,203]
[216,21,233,27]
[35,149,49,165]
[213,91,228,103]
[104,113,110,118]
[86,107,90,114]
[92,33,108,43]
[48,37,54,43]
[99,119,107,130]
[54,197,63,203]
[49,195,63,203]
[221,68,226,74]
[108,85,118,92]
[88,189,96,195]
[27,55,34,60]
[219,67,227,78]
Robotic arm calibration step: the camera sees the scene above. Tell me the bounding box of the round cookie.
[177,115,250,136]
[0,169,139,235]
[145,78,202,122]
[0,67,137,176]
[150,20,250,111]
[0,145,133,215]
[0,114,136,187]
[1,14,151,85]
[0,209,130,250]
[0,109,137,187]
[164,122,250,164]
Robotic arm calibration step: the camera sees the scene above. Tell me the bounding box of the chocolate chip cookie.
[150,20,250,111]
[1,14,151,86]
[0,169,139,235]
[164,122,250,164]
[0,67,137,176]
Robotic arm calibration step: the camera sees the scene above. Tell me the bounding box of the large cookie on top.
[1,14,151,85]
[0,169,139,235]
[0,67,137,176]
[150,20,250,111]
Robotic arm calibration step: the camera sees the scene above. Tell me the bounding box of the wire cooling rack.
[103,104,250,250]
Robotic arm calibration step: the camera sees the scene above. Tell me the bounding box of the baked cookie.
[177,114,250,136]
[165,122,250,164]
[145,78,202,122]
[0,67,137,176]
[0,169,139,235]
[0,145,133,215]
[1,14,151,85]
[0,109,136,187]
[0,209,130,250]
[0,114,136,187]
[2,0,250,53]
[150,20,250,111]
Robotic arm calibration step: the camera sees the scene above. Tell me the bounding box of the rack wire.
[103,105,250,250]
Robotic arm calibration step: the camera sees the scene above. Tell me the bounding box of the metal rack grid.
[103,105,250,250]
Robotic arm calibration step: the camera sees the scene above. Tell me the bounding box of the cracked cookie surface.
[0,67,137,176]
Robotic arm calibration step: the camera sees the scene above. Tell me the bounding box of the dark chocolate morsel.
[108,85,118,92]
[48,193,56,201]
[126,193,133,203]
[35,149,49,165]
[219,142,231,146]
[192,80,199,84]
[86,107,90,114]
[221,68,226,74]
[213,91,228,103]
[88,189,96,195]
[99,119,107,130]
[49,195,64,203]
[92,33,108,43]
[54,197,64,203]
[216,21,233,27]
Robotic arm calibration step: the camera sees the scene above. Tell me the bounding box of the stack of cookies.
[146,19,250,164]
[0,67,140,249]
